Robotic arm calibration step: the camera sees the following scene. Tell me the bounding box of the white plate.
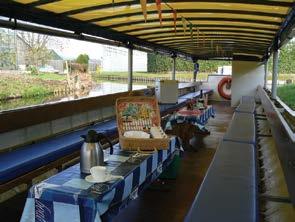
[85,174,123,183]
[123,130,150,138]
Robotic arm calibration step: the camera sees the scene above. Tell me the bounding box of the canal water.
[0,82,147,111]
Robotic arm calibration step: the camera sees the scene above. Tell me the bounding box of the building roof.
[1,0,294,61]
[49,49,63,60]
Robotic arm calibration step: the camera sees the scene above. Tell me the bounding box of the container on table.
[116,96,169,151]
[155,80,178,104]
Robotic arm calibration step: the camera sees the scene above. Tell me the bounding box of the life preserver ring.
[218,77,231,100]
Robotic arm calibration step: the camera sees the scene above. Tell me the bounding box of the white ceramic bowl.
[123,130,150,139]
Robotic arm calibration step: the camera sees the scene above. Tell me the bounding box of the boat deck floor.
[0,101,233,222]
[113,101,233,222]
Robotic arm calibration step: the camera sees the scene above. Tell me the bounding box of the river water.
[0,82,147,111]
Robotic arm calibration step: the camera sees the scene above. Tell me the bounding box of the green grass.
[22,85,51,98]
[32,73,67,81]
[267,74,295,81]
[0,73,65,100]
[277,84,295,110]
[94,71,209,81]
[96,72,295,82]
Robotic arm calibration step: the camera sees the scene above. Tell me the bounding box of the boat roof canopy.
[1,0,295,62]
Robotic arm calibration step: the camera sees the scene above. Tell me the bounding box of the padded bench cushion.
[240,96,255,104]
[0,119,118,184]
[236,102,256,114]
[160,89,212,114]
[223,112,256,144]
[179,89,212,99]
[185,141,256,222]
[159,98,186,114]
[236,96,256,114]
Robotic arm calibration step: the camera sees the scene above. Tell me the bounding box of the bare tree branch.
[16,31,63,67]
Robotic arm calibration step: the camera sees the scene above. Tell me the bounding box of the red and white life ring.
[218,77,232,100]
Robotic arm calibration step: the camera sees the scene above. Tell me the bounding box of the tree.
[0,29,16,69]
[17,31,62,68]
[76,54,90,64]
[268,40,295,74]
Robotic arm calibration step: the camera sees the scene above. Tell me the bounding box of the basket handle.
[137,147,157,154]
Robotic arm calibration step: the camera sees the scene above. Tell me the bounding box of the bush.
[70,63,88,73]
[147,53,172,72]
[23,85,50,98]
[76,54,89,64]
[28,65,39,75]
[147,53,230,73]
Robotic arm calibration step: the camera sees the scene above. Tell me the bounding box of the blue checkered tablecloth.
[165,106,215,131]
[21,138,177,222]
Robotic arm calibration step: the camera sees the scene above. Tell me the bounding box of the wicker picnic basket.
[116,96,169,151]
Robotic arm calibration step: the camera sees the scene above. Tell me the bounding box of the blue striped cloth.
[165,106,215,131]
[21,138,177,222]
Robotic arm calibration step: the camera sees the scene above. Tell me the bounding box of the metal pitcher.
[80,130,113,174]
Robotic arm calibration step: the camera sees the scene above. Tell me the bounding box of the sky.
[50,38,104,60]
[0,18,105,60]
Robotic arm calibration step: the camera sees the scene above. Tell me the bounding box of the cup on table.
[90,166,109,180]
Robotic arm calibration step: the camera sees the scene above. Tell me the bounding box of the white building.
[217,65,232,75]
[102,45,147,72]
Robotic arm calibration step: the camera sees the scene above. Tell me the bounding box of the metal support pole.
[193,59,198,82]
[128,47,133,91]
[264,60,268,89]
[271,49,279,99]
[172,55,176,80]
[193,69,197,82]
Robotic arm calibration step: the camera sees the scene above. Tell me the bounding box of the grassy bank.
[267,74,295,81]
[278,84,295,110]
[94,71,209,81]
[96,72,295,82]
[35,73,66,81]
[0,73,66,100]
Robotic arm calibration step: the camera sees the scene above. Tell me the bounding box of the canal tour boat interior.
[0,1,295,222]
